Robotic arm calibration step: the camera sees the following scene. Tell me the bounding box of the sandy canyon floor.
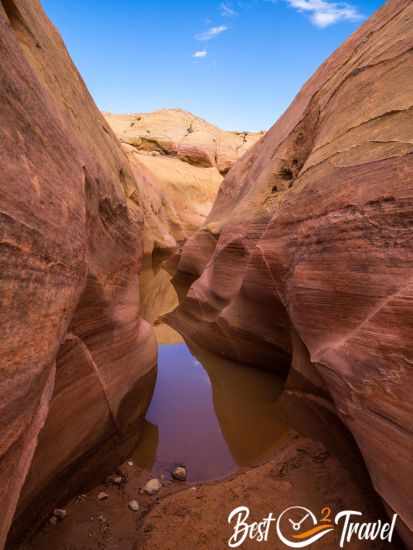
[18,262,400,550]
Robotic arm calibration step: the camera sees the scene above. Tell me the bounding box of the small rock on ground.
[144,478,161,495]
[172,466,187,481]
[53,509,67,520]
[107,474,123,485]
[97,492,109,501]
[128,500,140,512]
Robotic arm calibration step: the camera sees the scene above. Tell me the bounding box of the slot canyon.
[0,0,412,549]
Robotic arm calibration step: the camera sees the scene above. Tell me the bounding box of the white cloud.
[195,25,228,41]
[193,50,208,58]
[220,2,238,17]
[285,0,364,27]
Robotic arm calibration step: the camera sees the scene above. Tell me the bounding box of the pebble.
[143,478,162,495]
[171,466,187,481]
[128,500,140,512]
[107,474,123,485]
[49,516,58,526]
[53,508,67,520]
[97,491,109,501]
[127,460,134,467]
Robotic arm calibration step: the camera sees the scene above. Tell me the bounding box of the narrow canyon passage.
[2,0,412,548]
[134,256,289,483]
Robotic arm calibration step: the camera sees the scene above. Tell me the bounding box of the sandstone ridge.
[105,109,263,255]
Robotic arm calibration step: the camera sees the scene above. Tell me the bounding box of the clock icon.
[276,506,334,548]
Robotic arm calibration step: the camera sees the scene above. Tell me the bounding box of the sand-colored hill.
[105,110,263,255]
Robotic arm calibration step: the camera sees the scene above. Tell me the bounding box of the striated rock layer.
[0,0,157,547]
[105,110,263,255]
[166,0,413,545]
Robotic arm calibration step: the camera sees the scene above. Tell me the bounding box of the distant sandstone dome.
[104,108,264,174]
[104,109,264,255]
[104,109,264,254]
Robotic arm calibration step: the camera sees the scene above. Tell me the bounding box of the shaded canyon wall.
[0,0,157,546]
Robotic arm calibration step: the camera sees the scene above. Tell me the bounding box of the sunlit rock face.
[105,110,264,255]
[167,0,413,544]
[0,0,157,546]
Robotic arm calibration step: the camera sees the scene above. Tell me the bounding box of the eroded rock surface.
[0,0,156,546]
[105,110,263,255]
[167,0,413,545]
[105,109,263,175]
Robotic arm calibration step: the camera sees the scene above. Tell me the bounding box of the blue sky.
[42,0,385,131]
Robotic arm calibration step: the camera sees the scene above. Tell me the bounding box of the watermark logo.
[276,506,334,548]
[228,505,398,548]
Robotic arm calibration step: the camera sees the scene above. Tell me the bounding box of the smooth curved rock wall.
[0,0,157,546]
[167,0,413,544]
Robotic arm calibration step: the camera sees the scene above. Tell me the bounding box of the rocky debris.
[0,0,157,546]
[48,517,58,527]
[171,466,187,482]
[127,461,134,467]
[166,0,413,547]
[143,479,162,495]
[128,500,140,512]
[97,492,109,502]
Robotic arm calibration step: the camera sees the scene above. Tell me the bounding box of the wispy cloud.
[220,2,238,17]
[195,25,228,41]
[285,0,364,27]
[192,50,208,58]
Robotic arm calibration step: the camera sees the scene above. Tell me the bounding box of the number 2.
[321,506,332,523]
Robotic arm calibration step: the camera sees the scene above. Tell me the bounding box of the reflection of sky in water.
[135,259,288,482]
[133,333,288,483]
[140,342,236,482]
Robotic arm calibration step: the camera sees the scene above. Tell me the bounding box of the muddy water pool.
[134,257,288,482]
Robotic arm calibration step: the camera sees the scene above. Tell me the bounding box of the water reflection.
[135,256,288,482]
[139,255,183,344]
